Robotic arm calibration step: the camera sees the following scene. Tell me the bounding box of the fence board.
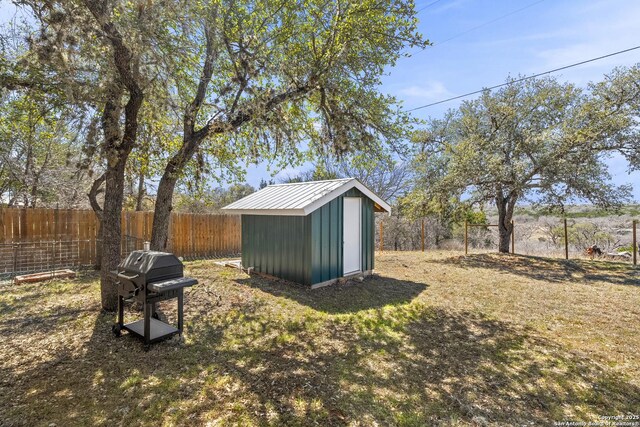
[0,208,5,244]
[0,208,241,277]
[11,209,20,243]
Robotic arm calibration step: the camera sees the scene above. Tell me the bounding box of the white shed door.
[343,197,362,275]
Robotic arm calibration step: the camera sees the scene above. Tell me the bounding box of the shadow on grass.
[0,273,98,317]
[428,253,640,286]
[2,274,639,426]
[233,273,428,314]
[170,303,640,425]
[0,293,219,425]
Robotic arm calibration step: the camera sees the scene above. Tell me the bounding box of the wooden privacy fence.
[119,211,241,259]
[0,208,241,277]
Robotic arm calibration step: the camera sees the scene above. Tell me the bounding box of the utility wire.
[406,44,640,111]
[434,0,546,46]
[411,0,546,55]
[416,0,445,13]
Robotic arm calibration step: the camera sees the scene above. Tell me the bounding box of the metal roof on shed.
[222,178,391,216]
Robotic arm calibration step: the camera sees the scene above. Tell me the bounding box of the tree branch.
[84,0,144,154]
[185,23,217,140]
[195,83,314,142]
[88,172,106,220]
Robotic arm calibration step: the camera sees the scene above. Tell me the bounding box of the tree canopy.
[410,70,639,252]
[2,0,427,309]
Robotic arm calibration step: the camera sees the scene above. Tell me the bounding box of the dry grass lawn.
[1,251,639,426]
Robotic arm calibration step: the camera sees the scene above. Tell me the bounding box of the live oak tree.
[0,20,88,208]
[148,0,427,250]
[6,0,426,310]
[8,0,183,310]
[414,73,638,253]
[402,116,469,245]
[72,1,144,311]
[123,105,179,212]
[0,91,68,207]
[591,64,640,168]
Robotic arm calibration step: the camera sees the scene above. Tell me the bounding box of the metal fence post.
[633,219,637,266]
[564,218,569,260]
[511,220,515,254]
[12,244,18,278]
[464,220,468,256]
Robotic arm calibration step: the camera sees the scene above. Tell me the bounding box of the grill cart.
[110,250,197,350]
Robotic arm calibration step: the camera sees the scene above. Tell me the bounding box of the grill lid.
[118,250,183,275]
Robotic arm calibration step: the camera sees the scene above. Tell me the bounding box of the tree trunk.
[135,170,145,211]
[88,173,106,269]
[150,174,178,251]
[95,220,103,270]
[100,160,127,311]
[149,28,216,251]
[497,218,511,253]
[83,0,145,311]
[495,190,517,253]
[150,134,201,251]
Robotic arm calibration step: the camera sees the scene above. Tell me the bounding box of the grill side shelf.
[147,277,197,293]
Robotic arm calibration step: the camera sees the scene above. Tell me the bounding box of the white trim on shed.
[222,178,391,216]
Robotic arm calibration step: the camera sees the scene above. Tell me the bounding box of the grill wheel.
[111,324,122,337]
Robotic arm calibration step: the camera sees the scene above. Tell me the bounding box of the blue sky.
[2,1,639,199]
[251,0,640,199]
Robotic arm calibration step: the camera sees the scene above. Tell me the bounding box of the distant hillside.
[508,204,640,219]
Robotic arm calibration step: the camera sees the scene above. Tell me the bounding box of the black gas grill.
[110,250,197,349]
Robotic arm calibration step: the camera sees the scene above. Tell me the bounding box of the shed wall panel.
[310,197,343,284]
[241,215,311,285]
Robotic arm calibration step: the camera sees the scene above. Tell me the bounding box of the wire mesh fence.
[0,239,94,284]
[0,233,242,285]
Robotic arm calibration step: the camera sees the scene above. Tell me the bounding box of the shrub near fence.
[0,208,241,278]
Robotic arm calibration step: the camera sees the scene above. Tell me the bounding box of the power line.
[434,0,545,46]
[416,0,445,13]
[411,0,546,55]
[407,44,640,112]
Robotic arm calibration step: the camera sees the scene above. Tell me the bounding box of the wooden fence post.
[54,206,59,268]
[0,205,5,245]
[421,218,425,252]
[633,219,637,266]
[564,218,569,260]
[464,220,468,256]
[511,220,515,254]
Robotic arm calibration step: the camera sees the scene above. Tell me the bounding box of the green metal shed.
[222,178,391,288]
